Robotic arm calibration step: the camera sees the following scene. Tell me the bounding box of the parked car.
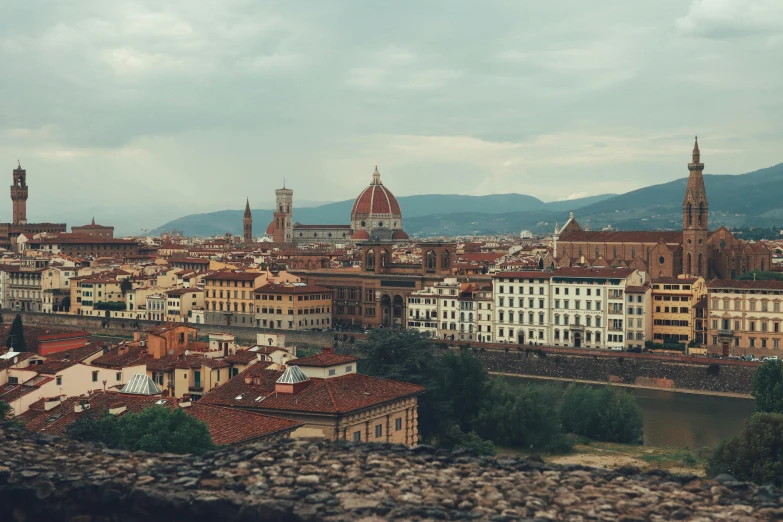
[610,346,623,352]
[626,346,642,353]
[728,354,742,360]
[762,356,780,362]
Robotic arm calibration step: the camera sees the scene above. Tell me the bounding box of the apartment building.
[253,282,332,330]
[406,279,488,341]
[625,283,652,350]
[165,288,205,323]
[651,276,707,345]
[707,279,783,358]
[406,286,439,337]
[492,268,646,350]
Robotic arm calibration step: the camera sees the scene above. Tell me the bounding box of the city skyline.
[1,0,782,233]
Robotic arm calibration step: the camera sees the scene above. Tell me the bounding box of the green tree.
[439,425,496,456]
[117,406,215,456]
[120,279,133,294]
[433,349,490,433]
[358,329,452,441]
[66,410,121,447]
[6,314,27,352]
[558,383,643,444]
[474,379,572,453]
[737,271,783,282]
[66,406,215,456]
[707,413,783,485]
[0,400,14,423]
[752,360,783,413]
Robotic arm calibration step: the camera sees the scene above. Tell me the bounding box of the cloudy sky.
[1,0,782,234]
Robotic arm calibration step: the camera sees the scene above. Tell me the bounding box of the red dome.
[351,167,402,218]
[392,229,409,240]
[351,230,370,240]
[265,221,275,235]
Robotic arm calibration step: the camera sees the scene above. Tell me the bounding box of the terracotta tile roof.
[91,345,152,369]
[204,271,262,281]
[200,364,424,415]
[254,283,330,294]
[553,267,636,278]
[624,284,651,293]
[45,342,104,363]
[0,377,54,403]
[287,351,358,368]
[146,323,197,336]
[652,277,700,284]
[146,354,229,372]
[186,403,301,445]
[165,288,204,296]
[493,271,554,279]
[29,360,79,375]
[559,230,683,243]
[224,350,259,364]
[708,279,783,291]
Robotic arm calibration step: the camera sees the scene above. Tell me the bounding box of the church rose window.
[658,256,665,264]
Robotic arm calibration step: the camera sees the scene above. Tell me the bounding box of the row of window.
[711,299,782,312]
[713,337,782,349]
[352,417,404,441]
[712,319,781,332]
[206,280,253,287]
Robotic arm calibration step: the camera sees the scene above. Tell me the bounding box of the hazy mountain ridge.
[152,162,783,237]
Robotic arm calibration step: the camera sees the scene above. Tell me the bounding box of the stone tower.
[243,198,252,245]
[11,161,28,225]
[682,137,708,277]
[273,187,293,243]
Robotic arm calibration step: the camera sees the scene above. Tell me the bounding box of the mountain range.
[152,163,783,237]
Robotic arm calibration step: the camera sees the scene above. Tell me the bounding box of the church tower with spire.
[682,137,708,277]
[11,161,28,225]
[243,198,252,245]
[273,186,293,243]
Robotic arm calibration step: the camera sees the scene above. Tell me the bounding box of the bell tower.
[11,161,28,225]
[243,198,252,245]
[682,137,708,277]
[273,186,293,243]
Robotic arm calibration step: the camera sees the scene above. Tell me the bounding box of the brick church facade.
[545,139,771,279]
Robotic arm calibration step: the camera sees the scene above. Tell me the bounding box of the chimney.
[108,401,127,415]
[322,346,333,354]
[244,374,253,385]
[179,394,192,408]
[133,331,141,342]
[44,396,62,411]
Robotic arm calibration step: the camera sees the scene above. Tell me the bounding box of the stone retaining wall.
[473,349,755,395]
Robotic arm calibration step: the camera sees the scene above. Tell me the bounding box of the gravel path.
[0,423,780,521]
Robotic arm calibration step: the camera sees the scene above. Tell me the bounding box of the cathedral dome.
[265,221,275,235]
[351,167,402,223]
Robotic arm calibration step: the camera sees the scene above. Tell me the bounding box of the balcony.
[189,383,203,392]
[718,329,733,338]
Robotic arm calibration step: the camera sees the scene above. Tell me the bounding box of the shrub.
[558,383,643,444]
[752,360,783,413]
[707,413,783,485]
[707,363,720,377]
[474,379,572,453]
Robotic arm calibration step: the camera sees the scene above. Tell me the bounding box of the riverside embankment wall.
[9,312,757,395]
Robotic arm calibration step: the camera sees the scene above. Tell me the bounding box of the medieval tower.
[243,198,252,244]
[11,161,28,225]
[273,187,293,243]
[682,137,708,277]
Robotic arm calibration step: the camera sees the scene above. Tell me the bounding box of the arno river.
[501,375,755,449]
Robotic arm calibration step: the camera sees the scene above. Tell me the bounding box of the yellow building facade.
[651,276,706,345]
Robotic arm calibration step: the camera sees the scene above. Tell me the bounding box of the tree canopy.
[6,314,27,352]
[752,360,783,413]
[708,413,783,485]
[357,330,643,454]
[558,383,643,444]
[66,406,216,456]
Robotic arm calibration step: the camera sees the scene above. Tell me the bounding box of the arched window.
[698,253,703,276]
[441,251,450,270]
[613,246,617,259]
[578,247,583,257]
[687,203,693,226]
[686,253,692,275]
[468,312,473,322]
[366,249,376,268]
[233,303,238,312]
[697,203,703,226]
[595,247,600,259]
[460,312,465,321]
[426,250,436,270]
[380,250,389,268]
[631,247,636,259]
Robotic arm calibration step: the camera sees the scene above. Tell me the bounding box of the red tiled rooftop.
[287,351,358,368]
[200,365,424,415]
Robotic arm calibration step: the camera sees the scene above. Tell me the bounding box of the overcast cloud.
[1,0,782,234]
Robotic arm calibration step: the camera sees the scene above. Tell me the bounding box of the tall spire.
[244,198,252,218]
[692,136,700,164]
[91,217,95,225]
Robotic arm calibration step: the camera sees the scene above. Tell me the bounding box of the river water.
[501,376,756,449]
